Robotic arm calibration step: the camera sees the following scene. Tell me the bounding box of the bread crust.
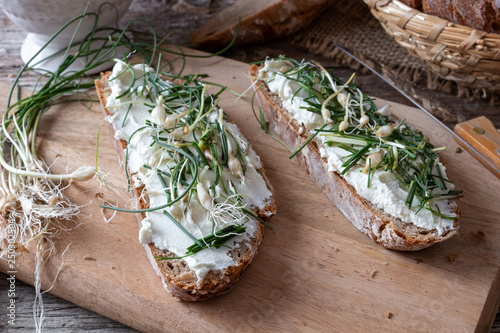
[95,72,276,301]
[421,0,500,33]
[249,64,459,251]
[398,0,422,10]
[191,0,330,48]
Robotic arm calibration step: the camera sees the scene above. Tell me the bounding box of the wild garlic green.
[101,60,273,280]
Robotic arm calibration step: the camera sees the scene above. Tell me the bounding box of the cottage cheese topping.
[263,61,323,130]
[106,61,272,280]
[261,59,457,233]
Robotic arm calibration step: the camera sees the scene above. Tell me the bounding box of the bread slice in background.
[421,0,455,21]
[398,0,422,10]
[95,71,276,301]
[420,0,500,33]
[191,0,331,48]
[249,64,459,251]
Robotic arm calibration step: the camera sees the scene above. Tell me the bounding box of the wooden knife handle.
[454,116,500,178]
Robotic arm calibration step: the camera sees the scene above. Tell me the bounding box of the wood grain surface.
[1,0,500,332]
[1,45,500,332]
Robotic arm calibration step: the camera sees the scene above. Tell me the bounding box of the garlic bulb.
[151,96,166,125]
[375,105,391,117]
[337,92,347,107]
[70,166,95,182]
[197,182,214,211]
[165,109,189,128]
[321,105,332,124]
[339,120,349,132]
[362,151,384,173]
[359,111,369,127]
[203,149,212,162]
[279,66,289,73]
[375,124,394,138]
[170,201,184,221]
[170,127,184,139]
[148,149,162,168]
[228,152,243,178]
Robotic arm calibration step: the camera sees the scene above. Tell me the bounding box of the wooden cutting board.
[1,47,500,333]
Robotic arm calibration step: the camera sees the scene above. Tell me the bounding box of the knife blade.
[333,42,500,178]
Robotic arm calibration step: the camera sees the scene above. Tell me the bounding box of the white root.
[33,241,72,333]
[314,64,356,128]
[33,239,45,333]
[0,167,81,333]
[209,194,248,230]
[0,161,83,264]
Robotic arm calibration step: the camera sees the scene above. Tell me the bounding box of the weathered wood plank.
[0,273,138,332]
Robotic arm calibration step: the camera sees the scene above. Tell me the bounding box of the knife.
[454,116,500,178]
[333,43,500,179]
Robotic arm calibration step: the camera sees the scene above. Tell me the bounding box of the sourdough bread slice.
[96,71,276,301]
[250,64,459,251]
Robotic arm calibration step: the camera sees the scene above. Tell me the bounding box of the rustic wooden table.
[0,0,499,332]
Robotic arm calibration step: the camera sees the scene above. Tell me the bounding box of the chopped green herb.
[254,57,462,221]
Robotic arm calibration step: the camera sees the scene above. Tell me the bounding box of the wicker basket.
[363,0,500,93]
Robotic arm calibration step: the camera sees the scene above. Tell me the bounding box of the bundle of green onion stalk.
[0,8,234,332]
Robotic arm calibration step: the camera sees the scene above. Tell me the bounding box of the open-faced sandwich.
[96,60,276,301]
[250,57,460,251]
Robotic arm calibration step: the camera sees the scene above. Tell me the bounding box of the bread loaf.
[398,0,422,10]
[191,0,330,48]
[421,0,454,21]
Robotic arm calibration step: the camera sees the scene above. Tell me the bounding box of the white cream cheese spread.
[105,61,272,281]
[261,59,457,234]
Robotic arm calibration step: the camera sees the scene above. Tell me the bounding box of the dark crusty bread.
[95,72,276,301]
[421,0,500,33]
[191,0,330,48]
[398,0,422,10]
[421,0,455,21]
[249,64,460,251]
